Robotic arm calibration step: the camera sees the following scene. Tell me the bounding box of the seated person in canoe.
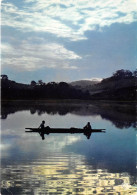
[84,122,92,130]
[39,120,45,129]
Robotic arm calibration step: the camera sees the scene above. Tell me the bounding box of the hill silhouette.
[70,79,100,88]
[1,69,136,101]
[1,78,90,100]
[70,70,136,101]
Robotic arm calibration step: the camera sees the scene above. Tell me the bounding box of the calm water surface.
[1,101,137,194]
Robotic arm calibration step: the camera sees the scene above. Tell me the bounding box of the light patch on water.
[1,153,137,195]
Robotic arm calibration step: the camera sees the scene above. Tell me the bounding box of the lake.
[1,100,137,195]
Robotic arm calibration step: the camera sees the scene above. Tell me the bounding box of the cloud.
[83,78,103,82]
[2,0,137,41]
[0,143,11,150]
[2,41,80,71]
[1,2,84,41]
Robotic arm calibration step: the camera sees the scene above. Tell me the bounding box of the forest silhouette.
[1,69,136,101]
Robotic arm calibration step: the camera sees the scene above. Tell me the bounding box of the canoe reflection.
[39,131,93,140]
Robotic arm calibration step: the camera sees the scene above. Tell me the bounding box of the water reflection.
[1,100,136,129]
[1,101,137,194]
[1,153,136,195]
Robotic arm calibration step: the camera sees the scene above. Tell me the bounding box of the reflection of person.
[84,132,92,139]
[84,122,92,130]
[40,132,45,140]
[39,120,45,129]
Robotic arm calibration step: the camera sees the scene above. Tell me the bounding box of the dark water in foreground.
[1,101,137,194]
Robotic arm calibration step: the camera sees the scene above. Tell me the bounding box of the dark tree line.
[113,69,136,78]
[101,69,136,83]
[1,77,90,100]
[1,69,136,101]
[90,69,137,101]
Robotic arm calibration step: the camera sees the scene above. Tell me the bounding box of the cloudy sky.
[1,0,137,83]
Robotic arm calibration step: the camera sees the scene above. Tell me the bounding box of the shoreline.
[1,99,136,105]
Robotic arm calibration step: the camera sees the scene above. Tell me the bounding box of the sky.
[1,0,137,83]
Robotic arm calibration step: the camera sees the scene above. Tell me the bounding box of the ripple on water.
[1,153,137,195]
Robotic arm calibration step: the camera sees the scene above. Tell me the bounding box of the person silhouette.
[39,120,45,129]
[84,122,92,130]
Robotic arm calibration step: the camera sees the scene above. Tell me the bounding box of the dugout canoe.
[25,127,105,133]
